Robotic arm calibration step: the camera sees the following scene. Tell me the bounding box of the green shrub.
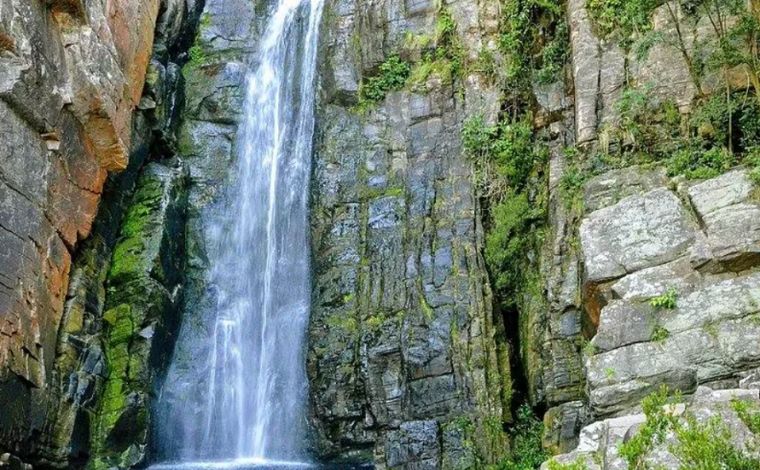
[500,0,567,93]
[651,325,670,342]
[649,287,678,310]
[747,148,760,186]
[667,147,735,180]
[187,44,207,65]
[462,116,541,193]
[485,191,543,310]
[359,55,411,104]
[731,398,760,434]
[671,415,760,470]
[619,387,760,469]
[493,404,547,470]
[586,0,658,42]
[619,386,678,468]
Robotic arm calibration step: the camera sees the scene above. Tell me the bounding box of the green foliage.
[187,44,207,65]
[619,387,760,469]
[559,147,589,209]
[463,116,539,191]
[667,147,735,180]
[731,398,760,434]
[463,114,547,311]
[546,460,588,470]
[536,20,570,85]
[649,287,678,310]
[671,415,760,470]
[747,148,760,186]
[651,325,670,342]
[500,0,568,96]
[586,0,658,41]
[360,9,463,104]
[619,386,678,468]
[359,55,411,104]
[484,191,543,310]
[409,8,464,88]
[493,404,548,470]
[606,83,760,180]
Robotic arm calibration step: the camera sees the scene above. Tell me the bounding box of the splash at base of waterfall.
[147,459,372,470]
[147,457,312,469]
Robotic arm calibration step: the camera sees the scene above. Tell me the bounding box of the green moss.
[199,12,212,30]
[326,313,359,334]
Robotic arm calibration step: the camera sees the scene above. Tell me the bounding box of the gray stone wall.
[307,0,510,466]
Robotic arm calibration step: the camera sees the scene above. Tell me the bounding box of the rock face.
[582,169,760,418]
[0,0,194,466]
[307,0,509,466]
[529,0,760,460]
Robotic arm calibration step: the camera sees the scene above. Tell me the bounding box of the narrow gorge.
[0,0,760,469]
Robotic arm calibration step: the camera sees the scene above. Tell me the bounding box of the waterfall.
[152,0,324,465]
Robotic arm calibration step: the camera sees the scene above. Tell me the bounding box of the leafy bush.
[500,0,568,95]
[586,0,658,41]
[619,386,679,468]
[359,55,411,104]
[649,287,678,310]
[619,387,760,469]
[667,147,735,180]
[493,404,547,470]
[463,116,541,195]
[187,44,207,65]
[671,415,760,470]
[651,325,670,342]
[485,191,543,310]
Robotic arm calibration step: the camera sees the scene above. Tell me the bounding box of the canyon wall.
[306,0,511,466]
[0,0,759,469]
[0,0,198,466]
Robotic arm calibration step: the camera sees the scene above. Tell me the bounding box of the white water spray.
[154,0,324,464]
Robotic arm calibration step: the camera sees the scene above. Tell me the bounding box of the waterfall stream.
[152,0,324,466]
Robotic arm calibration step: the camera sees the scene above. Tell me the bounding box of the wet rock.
[307,0,510,465]
[89,162,189,468]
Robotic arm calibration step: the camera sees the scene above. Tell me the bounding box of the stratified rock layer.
[307,0,509,466]
[0,0,195,466]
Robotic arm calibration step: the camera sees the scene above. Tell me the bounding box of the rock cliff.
[0,0,760,469]
[0,0,197,466]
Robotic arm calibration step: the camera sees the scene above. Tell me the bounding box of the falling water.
[153,0,324,465]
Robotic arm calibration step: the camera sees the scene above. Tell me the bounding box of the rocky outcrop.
[527,0,760,459]
[307,0,509,466]
[0,0,196,466]
[543,386,760,469]
[581,168,760,418]
[0,0,159,460]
